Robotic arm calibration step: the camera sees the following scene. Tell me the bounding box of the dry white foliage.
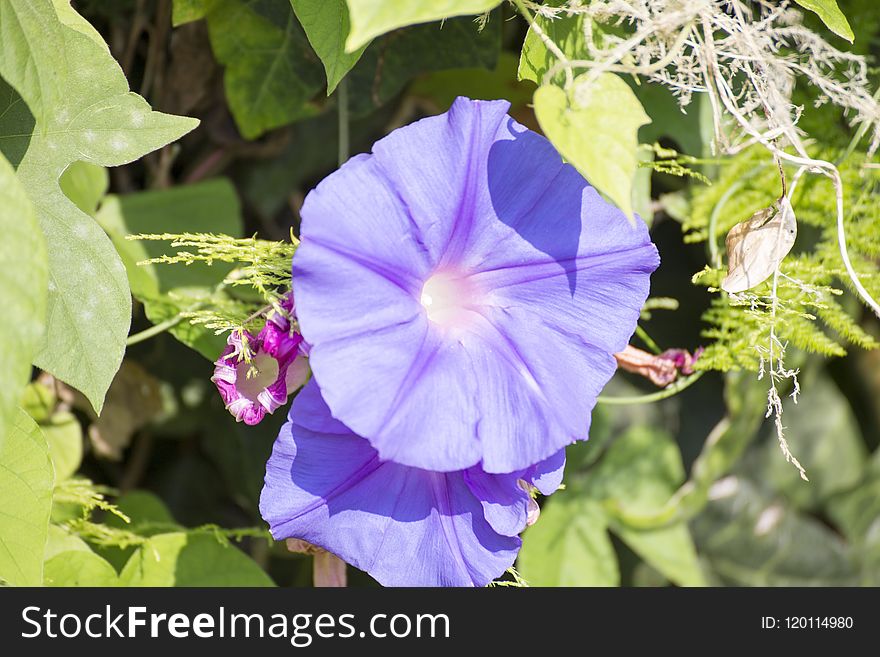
[519,0,880,479]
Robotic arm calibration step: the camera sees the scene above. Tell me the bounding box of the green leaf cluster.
[694,370,880,585]
[173,0,502,138]
[518,416,706,587]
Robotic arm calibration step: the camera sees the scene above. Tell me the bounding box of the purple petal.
[259,381,522,587]
[267,291,296,331]
[371,98,513,265]
[523,448,566,496]
[462,470,528,537]
[293,96,659,473]
[463,448,565,537]
[212,327,307,425]
[260,320,302,362]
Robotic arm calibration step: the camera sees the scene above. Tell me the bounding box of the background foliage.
[0,0,878,587]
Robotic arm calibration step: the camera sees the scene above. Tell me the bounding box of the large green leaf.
[534,73,650,221]
[0,0,198,413]
[0,409,54,586]
[794,0,854,42]
[204,0,324,139]
[50,0,108,48]
[587,426,706,586]
[96,178,244,359]
[0,152,47,446]
[44,550,120,586]
[291,0,367,94]
[119,532,274,586]
[518,495,619,586]
[344,0,502,51]
[692,477,858,585]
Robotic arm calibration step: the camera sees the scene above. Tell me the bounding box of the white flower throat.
[420,272,481,327]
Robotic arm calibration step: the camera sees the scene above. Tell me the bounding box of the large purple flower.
[260,380,564,587]
[292,97,659,473]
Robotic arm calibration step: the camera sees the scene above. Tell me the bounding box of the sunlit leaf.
[44,550,119,586]
[44,524,91,562]
[59,161,109,217]
[172,0,208,26]
[41,411,83,481]
[344,0,502,51]
[0,409,54,586]
[518,494,619,586]
[534,73,650,221]
[794,0,854,42]
[0,152,47,446]
[517,2,585,85]
[119,532,274,586]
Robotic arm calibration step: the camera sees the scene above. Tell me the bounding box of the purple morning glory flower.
[260,380,564,587]
[212,303,310,425]
[292,97,659,473]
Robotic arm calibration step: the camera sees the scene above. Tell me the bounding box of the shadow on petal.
[487,118,583,296]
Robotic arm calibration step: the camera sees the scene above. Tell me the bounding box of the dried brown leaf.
[721,197,797,294]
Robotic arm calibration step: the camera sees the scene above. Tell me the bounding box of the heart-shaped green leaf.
[534,73,650,222]
[0,0,198,412]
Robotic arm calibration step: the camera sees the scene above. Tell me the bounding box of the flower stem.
[597,371,704,405]
[125,314,185,346]
[634,325,662,354]
[337,76,350,166]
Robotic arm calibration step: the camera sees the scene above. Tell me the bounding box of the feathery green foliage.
[685,148,880,372]
[129,233,297,335]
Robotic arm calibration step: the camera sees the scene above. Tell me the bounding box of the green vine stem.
[596,370,704,405]
[634,325,662,355]
[125,313,185,346]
